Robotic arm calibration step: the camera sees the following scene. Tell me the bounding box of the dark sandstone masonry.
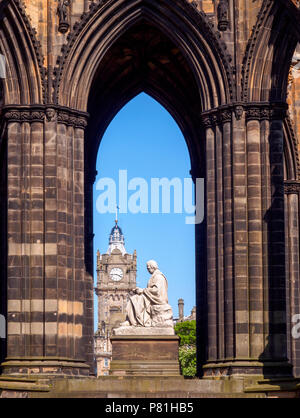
[0,0,300,385]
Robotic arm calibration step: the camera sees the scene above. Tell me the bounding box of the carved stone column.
[1,106,92,376]
[200,103,292,378]
[0,121,7,365]
[284,181,300,378]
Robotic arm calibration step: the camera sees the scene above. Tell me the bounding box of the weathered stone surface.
[110,335,180,376]
[0,0,300,387]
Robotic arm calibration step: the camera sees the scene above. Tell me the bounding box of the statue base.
[113,326,175,336]
[110,334,181,377]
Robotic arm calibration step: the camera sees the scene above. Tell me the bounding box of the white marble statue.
[119,260,174,330]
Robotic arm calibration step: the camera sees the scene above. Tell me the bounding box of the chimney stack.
[178,298,184,321]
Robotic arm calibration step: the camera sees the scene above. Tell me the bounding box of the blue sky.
[93,93,196,330]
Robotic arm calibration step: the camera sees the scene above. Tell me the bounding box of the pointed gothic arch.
[284,117,300,182]
[54,0,234,112]
[52,0,236,374]
[1,0,299,382]
[242,0,299,103]
[0,0,45,105]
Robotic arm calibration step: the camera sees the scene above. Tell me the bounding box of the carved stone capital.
[219,109,232,123]
[4,107,45,123]
[269,105,288,120]
[202,116,212,128]
[202,103,288,127]
[284,181,300,194]
[3,106,89,129]
[56,108,89,128]
[246,103,287,121]
[201,107,232,127]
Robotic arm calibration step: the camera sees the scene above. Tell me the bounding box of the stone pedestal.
[1,357,90,377]
[110,333,181,377]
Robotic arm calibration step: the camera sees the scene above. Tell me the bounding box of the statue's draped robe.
[126,269,173,326]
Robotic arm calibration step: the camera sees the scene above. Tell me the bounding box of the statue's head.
[146,260,158,274]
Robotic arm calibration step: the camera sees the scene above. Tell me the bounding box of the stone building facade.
[94,221,136,377]
[0,0,300,385]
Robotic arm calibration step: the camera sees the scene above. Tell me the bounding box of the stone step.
[31,391,265,398]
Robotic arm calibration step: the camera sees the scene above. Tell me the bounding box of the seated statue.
[120,260,173,328]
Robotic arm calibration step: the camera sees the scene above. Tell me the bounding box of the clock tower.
[94,220,137,376]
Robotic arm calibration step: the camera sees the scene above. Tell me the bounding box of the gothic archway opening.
[83,21,205,375]
[93,92,197,376]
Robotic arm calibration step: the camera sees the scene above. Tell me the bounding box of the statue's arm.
[134,287,143,295]
[147,276,164,296]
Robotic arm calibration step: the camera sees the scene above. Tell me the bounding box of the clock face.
[110,267,123,282]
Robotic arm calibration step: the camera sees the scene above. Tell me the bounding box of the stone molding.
[4,108,45,123]
[201,106,233,128]
[284,181,300,194]
[57,109,88,128]
[245,103,288,121]
[285,115,300,181]
[201,103,288,128]
[2,106,89,128]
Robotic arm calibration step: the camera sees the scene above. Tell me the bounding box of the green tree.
[178,345,197,377]
[174,320,197,377]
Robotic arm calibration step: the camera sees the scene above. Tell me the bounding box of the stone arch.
[241,2,300,377]
[53,0,236,374]
[1,0,298,380]
[54,0,234,112]
[0,0,45,105]
[283,117,300,378]
[53,3,236,282]
[53,0,234,333]
[242,0,299,103]
[284,117,300,181]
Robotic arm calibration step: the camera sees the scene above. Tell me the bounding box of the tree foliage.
[178,345,197,377]
[174,320,197,377]
[174,320,196,346]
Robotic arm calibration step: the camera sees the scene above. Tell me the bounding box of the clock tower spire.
[94,220,137,376]
[107,217,126,256]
